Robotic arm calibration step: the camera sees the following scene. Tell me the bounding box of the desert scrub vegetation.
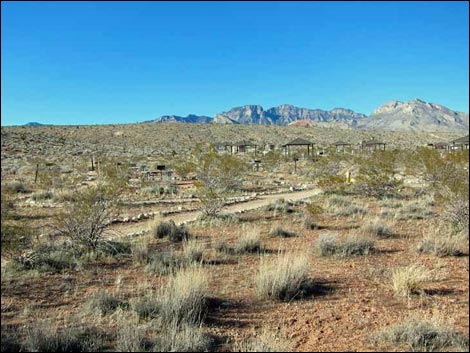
[145,251,184,275]
[264,198,296,214]
[391,264,431,297]
[362,218,394,238]
[152,321,212,352]
[256,252,313,301]
[182,238,204,263]
[87,290,128,316]
[396,202,435,220]
[151,219,190,242]
[303,201,324,230]
[22,321,103,352]
[269,226,296,238]
[53,185,118,251]
[195,212,240,227]
[314,233,375,258]
[417,225,468,257]
[236,328,290,352]
[234,226,262,254]
[374,316,469,352]
[175,144,247,216]
[157,265,209,325]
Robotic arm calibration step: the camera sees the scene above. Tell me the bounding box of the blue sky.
[1,1,469,125]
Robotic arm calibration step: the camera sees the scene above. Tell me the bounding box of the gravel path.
[111,188,322,236]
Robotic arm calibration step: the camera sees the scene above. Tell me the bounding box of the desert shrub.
[391,264,431,297]
[181,145,247,216]
[315,234,375,258]
[145,252,183,275]
[350,151,403,198]
[417,226,467,257]
[234,227,262,254]
[157,266,209,326]
[53,186,118,250]
[442,195,469,235]
[269,226,296,238]
[213,239,231,254]
[236,329,290,352]
[182,238,204,263]
[152,220,190,242]
[264,198,295,214]
[23,322,102,352]
[87,290,127,315]
[362,219,394,238]
[303,202,323,230]
[317,174,348,194]
[375,317,469,352]
[256,253,312,301]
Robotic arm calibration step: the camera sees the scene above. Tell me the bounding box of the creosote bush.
[362,219,394,238]
[256,252,313,301]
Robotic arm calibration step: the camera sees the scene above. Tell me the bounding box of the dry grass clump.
[196,212,240,226]
[417,226,467,257]
[235,328,290,352]
[87,290,127,315]
[327,196,352,208]
[234,227,262,254]
[31,189,55,201]
[362,218,394,238]
[396,202,434,220]
[264,198,295,214]
[269,226,296,238]
[23,321,103,352]
[375,316,469,352]
[182,238,204,263]
[145,252,183,275]
[131,239,150,265]
[115,325,150,352]
[131,295,160,320]
[314,233,375,258]
[4,181,31,193]
[157,265,209,326]
[256,252,313,301]
[151,219,190,242]
[391,264,431,297]
[153,321,212,352]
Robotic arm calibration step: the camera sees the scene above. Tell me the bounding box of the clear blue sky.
[1,1,469,125]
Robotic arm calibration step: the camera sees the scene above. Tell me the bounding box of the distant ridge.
[24,122,47,126]
[144,99,468,132]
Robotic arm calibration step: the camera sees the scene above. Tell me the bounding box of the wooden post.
[91,156,95,171]
[34,164,39,183]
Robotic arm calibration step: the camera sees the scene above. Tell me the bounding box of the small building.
[333,141,352,153]
[233,140,258,154]
[432,142,450,150]
[449,135,469,150]
[361,139,386,151]
[282,138,315,156]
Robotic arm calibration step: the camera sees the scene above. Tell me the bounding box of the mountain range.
[146,99,469,132]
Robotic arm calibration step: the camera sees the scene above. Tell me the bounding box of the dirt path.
[111,188,322,236]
